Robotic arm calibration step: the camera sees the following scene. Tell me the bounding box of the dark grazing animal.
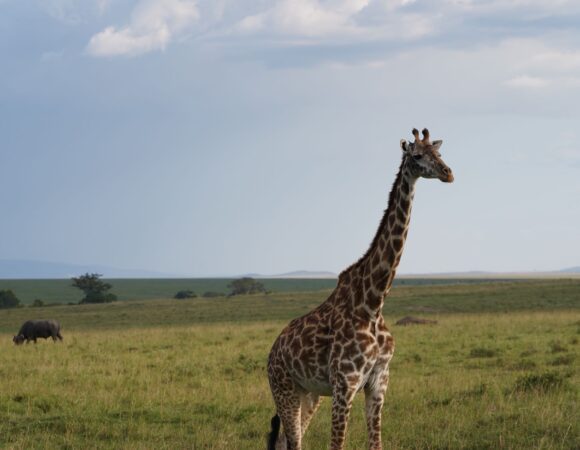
[13,320,63,345]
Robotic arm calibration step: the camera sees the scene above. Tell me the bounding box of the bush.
[513,372,566,392]
[0,290,20,309]
[202,291,225,298]
[469,347,498,358]
[227,278,266,296]
[32,299,45,307]
[80,292,118,304]
[174,290,197,299]
[549,340,568,353]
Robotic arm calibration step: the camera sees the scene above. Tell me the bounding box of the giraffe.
[266,128,454,450]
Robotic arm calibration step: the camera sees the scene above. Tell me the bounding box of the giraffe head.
[400,128,454,183]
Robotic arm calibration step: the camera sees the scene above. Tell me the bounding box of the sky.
[0,0,579,277]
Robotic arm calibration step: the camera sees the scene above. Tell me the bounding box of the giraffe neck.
[354,157,418,317]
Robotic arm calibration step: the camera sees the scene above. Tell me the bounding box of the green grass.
[0,277,536,305]
[0,280,578,449]
[1,280,578,334]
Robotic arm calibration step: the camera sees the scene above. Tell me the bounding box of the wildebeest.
[13,320,63,345]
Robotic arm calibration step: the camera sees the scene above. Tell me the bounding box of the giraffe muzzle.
[439,166,454,183]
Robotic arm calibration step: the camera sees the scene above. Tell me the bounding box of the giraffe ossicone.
[267,129,454,450]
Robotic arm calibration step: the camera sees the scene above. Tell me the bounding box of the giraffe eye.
[412,154,423,160]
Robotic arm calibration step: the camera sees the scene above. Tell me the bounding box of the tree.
[227,277,266,296]
[174,290,197,299]
[32,299,45,307]
[71,273,117,304]
[0,290,20,309]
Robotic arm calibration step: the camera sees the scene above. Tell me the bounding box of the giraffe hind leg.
[270,381,302,450]
[300,392,321,438]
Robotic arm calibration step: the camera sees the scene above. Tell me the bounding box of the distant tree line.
[173,277,267,300]
[174,290,226,299]
[1,275,267,308]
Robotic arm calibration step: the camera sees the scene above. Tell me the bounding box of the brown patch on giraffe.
[344,339,360,356]
[339,270,351,285]
[378,237,386,251]
[292,359,305,377]
[371,252,379,268]
[342,326,355,341]
[346,373,361,385]
[384,244,396,268]
[365,291,382,310]
[385,335,395,353]
[392,238,403,253]
[377,334,385,347]
[391,223,404,236]
[290,338,302,355]
[396,207,406,223]
[371,268,385,286]
[340,360,356,373]
[353,354,365,370]
[363,276,372,292]
[355,332,374,348]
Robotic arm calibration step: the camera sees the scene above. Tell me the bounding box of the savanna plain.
[0,279,578,449]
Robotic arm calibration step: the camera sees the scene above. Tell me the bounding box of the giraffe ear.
[432,140,443,151]
[400,139,409,153]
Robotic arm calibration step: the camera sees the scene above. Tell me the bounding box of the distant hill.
[559,266,580,273]
[0,260,173,279]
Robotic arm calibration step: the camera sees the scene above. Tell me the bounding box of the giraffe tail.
[267,414,280,450]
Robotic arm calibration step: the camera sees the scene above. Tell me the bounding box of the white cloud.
[86,0,199,57]
[235,0,367,38]
[40,0,111,24]
[82,0,580,58]
[504,74,550,88]
[230,0,435,42]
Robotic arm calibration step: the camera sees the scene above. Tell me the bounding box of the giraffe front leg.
[330,385,357,450]
[364,368,390,450]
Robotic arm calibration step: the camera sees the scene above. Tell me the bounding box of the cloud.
[83,0,580,59]
[40,0,111,24]
[231,0,435,42]
[504,74,549,88]
[86,0,199,57]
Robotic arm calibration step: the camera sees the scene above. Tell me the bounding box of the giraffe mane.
[339,157,405,280]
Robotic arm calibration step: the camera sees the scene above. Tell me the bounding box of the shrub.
[174,290,197,299]
[469,347,498,358]
[202,291,225,298]
[548,340,568,353]
[513,372,566,392]
[32,299,45,307]
[227,277,266,296]
[0,290,20,309]
[550,355,575,366]
[80,292,117,304]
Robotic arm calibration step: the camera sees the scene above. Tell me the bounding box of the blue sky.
[1,0,579,276]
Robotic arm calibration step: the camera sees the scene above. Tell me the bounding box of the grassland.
[0,279,578,449]
[0,277,531,305]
